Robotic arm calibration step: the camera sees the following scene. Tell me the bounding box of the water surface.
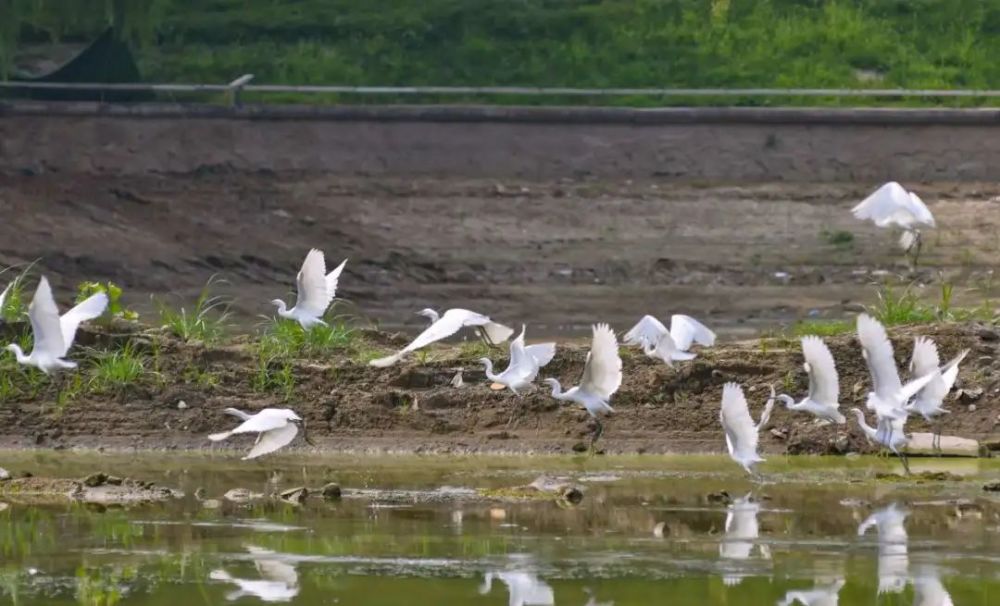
[1,453,998,605]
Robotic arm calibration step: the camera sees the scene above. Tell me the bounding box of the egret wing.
[223,407,253,421]
[229,409,294,434]
[325,258,348,300]
[293,249,333,318]
[243,423,298,460]
[0,282,10,314]
[480,321,514,345]
[670,314,716,351]
[801,336,839,406]
[623,315,668,347]
[719,383,758,459]
[505,326,532,377]
[909,336,940,378]
[525,342,556,367]
[59,292,108,355]
[856,314,903,400]
[939,349,968,392]
[580,323,622,399]
[28,277,66,359]
[852,182,908,225]
[905,192,935,227]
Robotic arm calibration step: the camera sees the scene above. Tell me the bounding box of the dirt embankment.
[0,321,996,455]
[2,173,1000,337]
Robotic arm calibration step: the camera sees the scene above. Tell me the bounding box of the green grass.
[155,276,231,344]
[0,267,31,323]
[787,318,854,337]
[5,1,1000,107]
[262,317,356,359]
[87,342,148,393]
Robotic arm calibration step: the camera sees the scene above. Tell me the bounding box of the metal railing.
[3,76,1000,105]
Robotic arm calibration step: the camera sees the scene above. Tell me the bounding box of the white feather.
[370,308,512,367]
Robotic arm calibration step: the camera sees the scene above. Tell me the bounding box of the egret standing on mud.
[271,248,347,329]
[775,336,845,424]
[543,323,622,448]
[906,336,968,452]
[6,276,108,375]
[852,181,935,266]
[623,314,715,366]
[480,325,556,395]
[719,383,774,477]
[209,407,312,460]
[370,308,513,367]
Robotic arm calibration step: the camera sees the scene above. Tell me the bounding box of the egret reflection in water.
[209,545,300,602]
[719,494,771,586]
[776,579,845,606]
[857,503,909,595]
[912,566,955,606]
[479,569,555,606]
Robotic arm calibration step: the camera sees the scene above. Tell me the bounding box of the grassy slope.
[10,0,1000,105]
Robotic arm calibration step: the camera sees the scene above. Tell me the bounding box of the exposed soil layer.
[2,173,1000,337]
[0,322,997,456]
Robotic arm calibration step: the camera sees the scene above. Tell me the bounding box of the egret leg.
[932,420,942,454]
[894,447,911,476]
[589,419,604,453]
[912,232,923,269]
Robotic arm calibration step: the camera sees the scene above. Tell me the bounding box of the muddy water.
[1,453,998,605]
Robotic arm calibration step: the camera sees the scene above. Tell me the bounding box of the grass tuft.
[156,276,231,343]
[87,342,148,394]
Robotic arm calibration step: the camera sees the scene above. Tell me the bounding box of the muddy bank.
[2,174,1000,337]
[0,321,997,456]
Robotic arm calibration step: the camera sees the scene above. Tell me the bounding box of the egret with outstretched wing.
[775,336,845,424]
[544,323,622,447]
[208,407,310,460]
[719,383,774,476]
[906,336,968,451]
[370,308,513,367]
[623,314,715,366]
[481,325,556,395]
[271,249,347,329]
[852,181,935,265]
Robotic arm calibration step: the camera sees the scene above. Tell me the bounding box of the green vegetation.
[87,342,148,394]
[0,268,30,323]
[155,276,231,343]
[76,281,139,322]
[820,229,855,249]
[4,1,1000,106]
[787,318,854,337]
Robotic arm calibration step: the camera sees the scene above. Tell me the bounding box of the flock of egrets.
[1,180,958,473]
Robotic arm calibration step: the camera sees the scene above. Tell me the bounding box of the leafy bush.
[76,281,139,322]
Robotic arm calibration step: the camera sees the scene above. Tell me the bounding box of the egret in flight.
[850,408,910,473]
[852,181,935,266]
[5,276,108,374]
[543,323,622,448]
[857,313,936,446]
[623,314,715,366]
[906,336,968,452]
[270,248,347,329]
[480,325,556,395]
[370,308,513,367]
[719,383,774,477]
[208,407,312,460]
[775,336,845,424]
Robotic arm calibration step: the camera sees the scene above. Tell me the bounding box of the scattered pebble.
[0,467,10,481]
[984,481,1000,492]
[770,428,787,440]
[956,387,983,402]
[450,372,464,388]
[653,522,666,538]
[177,400,188,410]
[279,487,309,505]
[968,404,977,412]
[489,508,507,520]
[321,482,342,500]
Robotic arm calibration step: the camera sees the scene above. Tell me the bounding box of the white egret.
[416,307,440,323]
[775,336,845,424]
[906,337,968,452]
[5,276,108,375]
[719,383,775,476]
[623,314,715,366]
[208,407,312,460]
[776,579,846,606]
[850,408,910,472]
[543,323,622,447]
[479,571,554,606]
[210,545,299,602]
[912,566,954,606]
[858,503,909,595]
[270,248,347,329]
[0,281,10,317]
[370,308,513,367]
[852,181,935,265]
[719,494,771,587]
[480,325,556,395]
[856,313,936,447]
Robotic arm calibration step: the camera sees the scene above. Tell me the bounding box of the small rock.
[571,442,588,453]
[177,400,188,410]
[201,499,222,509]
[831,435,850,454]
[279,487,309,505]
[968,404,977,412]
[0,503,8,512]
[984,481,1000,492]
[321,483,342,500]
[977,327,999,342]
[770,428,787,440]
[105,476,124,486]
[489,508,507,520]
[957,387,983,402]
[223,488,262,503]
[706,491,732,505]
[82,473,108,487]
[653,522,666,538]
[852,381,864,395]
[0,467,10,481]
[450,371,464,388]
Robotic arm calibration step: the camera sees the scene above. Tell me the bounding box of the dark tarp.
[7,27,151,102]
